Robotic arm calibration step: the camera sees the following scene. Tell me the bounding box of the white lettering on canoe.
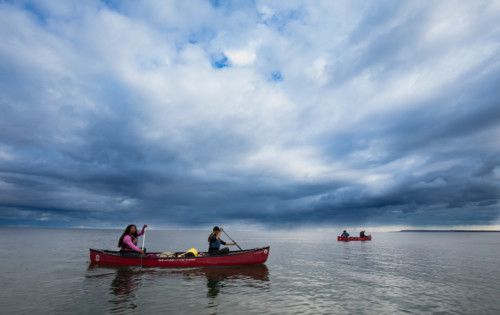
[95,254,100,262]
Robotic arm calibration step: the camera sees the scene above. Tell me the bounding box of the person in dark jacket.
[208,226,237,255]
[340,230,349,238]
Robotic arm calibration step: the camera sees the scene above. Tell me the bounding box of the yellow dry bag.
[185,248,198,257]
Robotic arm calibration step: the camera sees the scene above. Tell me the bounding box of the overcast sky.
[1,0,499,231]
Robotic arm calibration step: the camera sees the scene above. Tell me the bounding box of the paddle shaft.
[222,230,242,250]
[140,230,146,268]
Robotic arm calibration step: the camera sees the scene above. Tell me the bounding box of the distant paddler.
[340,230,350,238]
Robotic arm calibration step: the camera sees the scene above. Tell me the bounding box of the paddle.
[140,230,146,268]
[222,229,242,250]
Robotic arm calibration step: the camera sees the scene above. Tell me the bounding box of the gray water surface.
[1,228,499,314]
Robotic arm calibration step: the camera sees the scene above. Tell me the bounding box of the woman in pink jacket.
[118,224,147,257]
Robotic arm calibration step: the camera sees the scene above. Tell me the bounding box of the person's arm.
[123,235,142,252]
[137,224,147,236]
[220,239,237,246]
[219,228,236,245]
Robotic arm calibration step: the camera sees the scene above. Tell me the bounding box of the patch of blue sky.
[210,0,256,10]
[188,27,217,45]
[209,0,224,8]
[270,71,283,82]
[260,7,305,33]
[9,1,49,26]
[212,55,230,69]
[100,0,121,12]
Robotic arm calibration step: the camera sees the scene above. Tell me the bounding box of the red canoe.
[89,247,270,267]
[337,235,372,241]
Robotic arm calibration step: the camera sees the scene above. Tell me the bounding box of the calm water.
[1,228,499,314]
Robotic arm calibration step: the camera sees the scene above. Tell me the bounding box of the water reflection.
[87,263,270,313]
[208,265,269,298]
[87,264,145,313]
[109,268,140,309]
[169,264,270,299]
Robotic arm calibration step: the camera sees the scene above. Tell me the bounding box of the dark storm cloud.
[0,1,499,230]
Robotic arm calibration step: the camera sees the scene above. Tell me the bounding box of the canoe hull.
[89,247,270,267]
[337,235,372,241]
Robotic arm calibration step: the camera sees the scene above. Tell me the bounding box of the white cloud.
[225,48,256,66]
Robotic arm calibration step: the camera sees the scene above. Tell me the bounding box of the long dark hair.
[208,231,218,243]
[118,224,137,248]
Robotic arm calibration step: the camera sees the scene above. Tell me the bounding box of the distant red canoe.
[337,235,372,241]
[89,247,270,267]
